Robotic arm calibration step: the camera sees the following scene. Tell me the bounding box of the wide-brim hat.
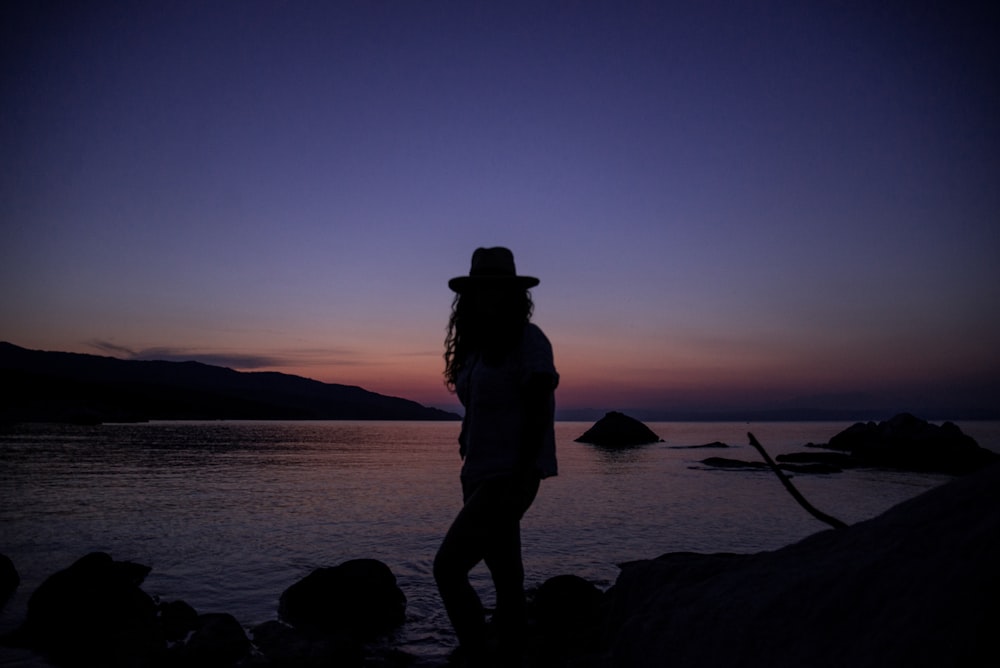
[448,247,540,293]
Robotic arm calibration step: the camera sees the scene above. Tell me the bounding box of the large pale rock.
[603,462,1000,667]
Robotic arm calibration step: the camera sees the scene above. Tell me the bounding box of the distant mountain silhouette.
[0,342,460,423]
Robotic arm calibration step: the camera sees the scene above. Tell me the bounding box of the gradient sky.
[3,1,998,417]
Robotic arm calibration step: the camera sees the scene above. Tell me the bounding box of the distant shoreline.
[4,343,997,424]
[7,415,1000,429]
[555,409,1000,423]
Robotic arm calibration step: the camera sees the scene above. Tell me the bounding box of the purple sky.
[2,1,998,417]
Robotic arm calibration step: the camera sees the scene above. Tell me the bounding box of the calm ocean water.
[3,419,999,666]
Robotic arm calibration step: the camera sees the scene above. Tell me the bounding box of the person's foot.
[486,615,530,665]
[446,643,487,667]
[447,644,520,668]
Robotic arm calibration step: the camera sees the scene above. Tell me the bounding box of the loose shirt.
[455,323,559,486]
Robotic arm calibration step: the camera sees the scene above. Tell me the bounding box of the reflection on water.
[2,419,998,665]
[587,443,652,469]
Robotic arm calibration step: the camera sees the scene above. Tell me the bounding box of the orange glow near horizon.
[3,332,997,417]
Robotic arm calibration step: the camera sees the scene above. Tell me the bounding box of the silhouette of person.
[434,247,559,665]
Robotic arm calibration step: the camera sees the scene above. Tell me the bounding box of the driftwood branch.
[747,432,848,530]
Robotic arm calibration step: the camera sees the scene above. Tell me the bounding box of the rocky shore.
[2,414,997,667]
[604,460,999,668]
[4,461,997,667]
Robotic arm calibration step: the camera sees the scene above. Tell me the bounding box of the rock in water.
[278,559,406,638]
[575,411,662,446]
[826,412,998,474]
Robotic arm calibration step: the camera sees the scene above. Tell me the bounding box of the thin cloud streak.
[86,340,370,371]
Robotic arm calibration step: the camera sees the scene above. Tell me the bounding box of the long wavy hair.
[444,288,534,392]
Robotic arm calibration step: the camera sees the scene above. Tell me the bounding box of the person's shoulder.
[523,322,548,340]
[520,323,557,378]
[522,322,553,349]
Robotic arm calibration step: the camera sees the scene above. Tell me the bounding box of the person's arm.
[517,372,555,473]
[458,419,468,460]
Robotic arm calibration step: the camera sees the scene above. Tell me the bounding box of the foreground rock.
[602,462,1000,667]
[247,558,408,666]
[531,575,606,664]
[278,558,406,638]
[176,613,250,666]
[4,552,164,667]
[1,554,411,667]
[0,553,18,609]
[1,552,259,667]
[575,411,662,447]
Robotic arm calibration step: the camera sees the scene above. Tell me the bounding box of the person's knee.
[432,551,445,581]
[433,547,458,586]
[489,563,524,593]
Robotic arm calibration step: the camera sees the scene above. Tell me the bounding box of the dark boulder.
[278,559,406,639]
[528,575,607,666]
[251,620,311,663]
[0,553,18,609]
[251,619,363,667]
[825,413,998,474]
[533,575,604,644]
[159,599,199,642]
[700,457,767,470]
[174,612,250,667]
[575,411,662,447]
[11,552,163,666]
